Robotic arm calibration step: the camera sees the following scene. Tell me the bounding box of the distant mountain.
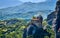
[0,1,56,20]
[0,0,22,9]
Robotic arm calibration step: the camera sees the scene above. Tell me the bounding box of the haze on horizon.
[20,0,47,2]
[0,0,56,9]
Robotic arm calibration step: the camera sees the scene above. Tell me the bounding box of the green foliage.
[44,36,49,38]
[27,35,33,38]
[0,28,3,36]
[43,21,47,26]
[0,19,55,38]
[0,19,27,38]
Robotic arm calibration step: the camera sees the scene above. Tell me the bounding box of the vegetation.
[0,19,55,38]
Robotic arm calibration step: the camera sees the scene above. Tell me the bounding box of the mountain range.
[0,0,22,9]
[0,0,56,20]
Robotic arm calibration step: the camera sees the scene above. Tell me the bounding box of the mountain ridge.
[1,1,56,20]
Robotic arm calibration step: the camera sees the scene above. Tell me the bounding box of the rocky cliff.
[56,0,60,32]
[47,11,57,25]
[47,0,60,32]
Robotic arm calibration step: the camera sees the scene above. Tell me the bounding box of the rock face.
[47,11,57,31]
[56,0,60,32]
[47,0,60,36]
[47,1,60,38]
[47,1,59,31]
[47,11,57,25]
